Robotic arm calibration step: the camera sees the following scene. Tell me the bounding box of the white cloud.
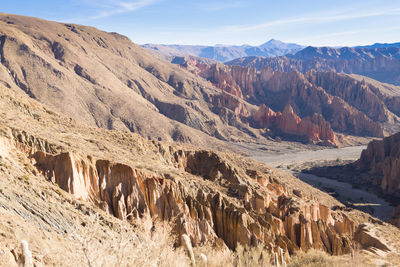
[88,0,160,19]
[223,7,400,32]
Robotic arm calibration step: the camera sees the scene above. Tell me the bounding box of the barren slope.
[0,13,268,147]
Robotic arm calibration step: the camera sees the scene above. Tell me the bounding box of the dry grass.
[288,250,345,267]
[39,213,189,267]
[193,243,274,267]
[78,215,187,267]
[287,249,376,267]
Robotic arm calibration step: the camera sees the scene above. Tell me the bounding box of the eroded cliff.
[28,142,355,254]
[175,59,383,142]
[357,132,400,195]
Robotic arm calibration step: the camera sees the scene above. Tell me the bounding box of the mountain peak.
[260,38,285,48]
[259,39,304,52]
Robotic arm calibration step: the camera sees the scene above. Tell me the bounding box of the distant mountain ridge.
[356,42,400,49]
[227,45,400,85]
[142,39,304,62]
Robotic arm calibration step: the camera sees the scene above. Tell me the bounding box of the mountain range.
[142,39,304,62]
[2,14,400,148]
[228,45,400,85]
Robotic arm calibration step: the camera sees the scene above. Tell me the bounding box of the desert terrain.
[1,10,400,267]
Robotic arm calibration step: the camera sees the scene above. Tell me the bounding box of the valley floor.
[236,143,395,224]
[231,141,366,168]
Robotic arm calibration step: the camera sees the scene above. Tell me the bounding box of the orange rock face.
[253,104,338,146]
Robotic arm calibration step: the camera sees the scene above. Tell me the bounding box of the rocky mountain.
[174,58,392,142]
[142,39,304,62]
[0,14,351,147]
[227,46,400,85]
[2,60,400,266]
[0,13,277,147]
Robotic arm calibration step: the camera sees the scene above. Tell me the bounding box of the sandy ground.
[237,143,394,221]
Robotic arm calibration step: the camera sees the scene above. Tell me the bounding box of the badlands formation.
[0,13,400,266]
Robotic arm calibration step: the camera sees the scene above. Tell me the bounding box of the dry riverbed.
[237,143,394,221]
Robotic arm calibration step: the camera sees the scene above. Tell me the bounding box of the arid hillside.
[1,74,400,265]
[0,13,391,149]
[0,13,271,147]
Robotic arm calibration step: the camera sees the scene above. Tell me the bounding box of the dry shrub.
[288,249,346,267]
[194,243,272,267]
[193,244,233,267]
[234,244,272,267]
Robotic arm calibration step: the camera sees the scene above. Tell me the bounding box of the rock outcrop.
[357,132,400,194]
[28,145,355,254]
[390,206,400,228]
[253,104,338,146]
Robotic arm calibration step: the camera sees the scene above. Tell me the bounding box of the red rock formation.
[227,47,400,86]
[182,61,384,138]
[305,71,391,122]
[199,64,244,98]
[253,104,338,146]
[253,104,277,127]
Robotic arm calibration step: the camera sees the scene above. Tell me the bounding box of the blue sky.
[2,0,400,46]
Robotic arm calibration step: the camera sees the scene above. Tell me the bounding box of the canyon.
[173,57,399,143]
[2,13,397,149]
[1,12,400,267]
[1,72,400,266]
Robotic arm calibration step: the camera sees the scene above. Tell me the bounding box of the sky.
[1,0,400,46]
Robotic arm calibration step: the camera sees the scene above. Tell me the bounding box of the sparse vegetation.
[288,250,346,267]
